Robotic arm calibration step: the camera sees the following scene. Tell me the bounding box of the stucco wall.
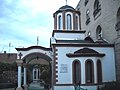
[56,46,116,84]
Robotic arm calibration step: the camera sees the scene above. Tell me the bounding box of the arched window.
[85,0,89,6]
[96,25,102,40]
[117,7,120,22]
[87,31,91,36]
[85,60,94,83]
[86,9,90,25]
[116,7,120,31]
[67,14,72,30]
[73,60,81,84]
[58,15,62,29]
[75,15,79,30]
[93,0,101,18]
[97,60,102,83]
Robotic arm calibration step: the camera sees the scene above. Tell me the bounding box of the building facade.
[50,3,116,90]
[1,1,119,90]
[76,0,120,82]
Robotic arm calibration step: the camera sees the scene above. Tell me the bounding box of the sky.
[0,0,79,53]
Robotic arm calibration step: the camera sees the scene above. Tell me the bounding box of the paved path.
[28,82,46,90]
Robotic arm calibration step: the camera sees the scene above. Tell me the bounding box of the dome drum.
[53,5,81,31]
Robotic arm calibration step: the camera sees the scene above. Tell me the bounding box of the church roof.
[59,5,75,10]
[16,46,52,51]
[66,48,105,57]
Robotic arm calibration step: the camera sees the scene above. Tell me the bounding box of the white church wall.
[56,47,79,84]
[90,47,116,82]
[54,32,85,40]
[56,46,116,84]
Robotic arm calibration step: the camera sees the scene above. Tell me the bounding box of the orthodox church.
[15,3,116,90]
[50,4,116,90]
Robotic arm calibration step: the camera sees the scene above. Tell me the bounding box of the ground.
[28,82,48,90]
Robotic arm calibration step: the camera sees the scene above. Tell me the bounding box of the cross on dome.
[66,0,67,5]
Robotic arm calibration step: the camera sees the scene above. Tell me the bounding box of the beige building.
[76,0,120,81]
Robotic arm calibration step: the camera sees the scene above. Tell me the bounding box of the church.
[14,0,120,90]
[50,4,116,90]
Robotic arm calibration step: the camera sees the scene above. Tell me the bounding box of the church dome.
[53,4,80,31]
[59,5,75,11]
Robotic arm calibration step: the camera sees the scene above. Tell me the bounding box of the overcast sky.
[0,0,79,53]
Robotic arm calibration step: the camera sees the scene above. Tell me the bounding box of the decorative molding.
[16,46,52,51]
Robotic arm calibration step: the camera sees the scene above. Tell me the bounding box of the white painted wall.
[54,32,85,40]
[56,46,116,85]
[17,48,52,60]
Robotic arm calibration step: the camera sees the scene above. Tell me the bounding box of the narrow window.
[87,31,91,36]
[58,15,62,29]
[86,9,90,25]
[85,0,89,6]
[115,7,120,31]
[67,14,72,30]
[76,15,78,30]
[93,0,101,18]
[73,60,81,84]
[97,60,102,83]
[96,25,102,40]
[86,60,94,83]
[117,7,120,22]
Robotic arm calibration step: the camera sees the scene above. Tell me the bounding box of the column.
[23,63,27,90]
[94,60,97,84]
[33,69,35,81]
[38,69,40,80]
[16,60,23,90]
[81,60,85,84]
[36,69,38,82]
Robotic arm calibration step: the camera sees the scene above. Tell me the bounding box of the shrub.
[98,81,120,90]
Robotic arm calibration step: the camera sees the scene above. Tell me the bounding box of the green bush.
[98,81,120,90]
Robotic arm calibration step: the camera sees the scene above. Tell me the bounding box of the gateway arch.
[15,46,53,90]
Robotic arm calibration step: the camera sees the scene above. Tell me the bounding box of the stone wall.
[115,35,120,81]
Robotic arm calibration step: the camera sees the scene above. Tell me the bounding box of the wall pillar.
[36,69,38,81]
[16,60,23,90]
[23,63,28,90]
[94,60,97,84]
[81,60,85,84]
[33,69,35,81]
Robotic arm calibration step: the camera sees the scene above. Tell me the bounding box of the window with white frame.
[85,60,94,83]
[73,60,81,84]
[75,14,80,30]
[97,60,102,83]
[67,14,72,30]
[58,15,62,30]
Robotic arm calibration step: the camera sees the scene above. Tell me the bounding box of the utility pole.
[37,36,39,46]
[9,42,11,53]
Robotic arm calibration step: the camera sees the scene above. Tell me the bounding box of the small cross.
[66,0,67,5]
[18,52,23,59]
